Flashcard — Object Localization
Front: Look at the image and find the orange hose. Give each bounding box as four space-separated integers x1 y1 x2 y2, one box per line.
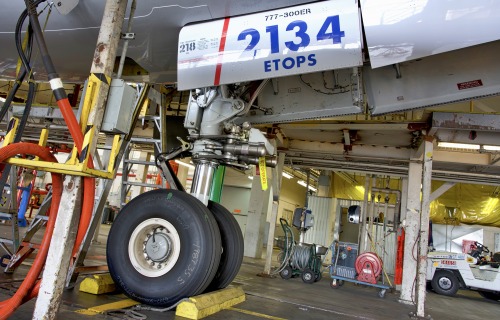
0 98 96 317
57 98 84 149
0 143 62 319
57 98 95 256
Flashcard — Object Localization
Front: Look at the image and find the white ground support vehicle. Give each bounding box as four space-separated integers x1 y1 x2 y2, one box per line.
427 243 500 301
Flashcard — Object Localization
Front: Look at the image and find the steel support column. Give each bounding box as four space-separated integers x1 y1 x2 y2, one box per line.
416 138 433 318
317 170 332 197
33 177 81 319
32 1 128 318
399 157 423 305
244 168 268 258
359 174 371 254
263 151 285 274
84 0 128 145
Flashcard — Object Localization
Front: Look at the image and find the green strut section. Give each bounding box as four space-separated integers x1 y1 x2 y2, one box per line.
209 166 225 203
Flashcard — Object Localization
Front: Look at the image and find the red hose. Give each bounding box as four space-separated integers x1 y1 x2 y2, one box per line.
0 143 62 319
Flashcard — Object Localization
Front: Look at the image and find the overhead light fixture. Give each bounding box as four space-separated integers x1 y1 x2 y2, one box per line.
174 159 195 169
483 145 500 151
438 142 500 152
282 171 293 179
297 180 308 187
437 142 480 150
297 180 317 192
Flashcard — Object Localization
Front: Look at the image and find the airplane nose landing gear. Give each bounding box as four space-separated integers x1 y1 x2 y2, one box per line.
107 85 272 306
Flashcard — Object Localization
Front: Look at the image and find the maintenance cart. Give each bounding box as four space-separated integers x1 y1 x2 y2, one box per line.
330 241 391 297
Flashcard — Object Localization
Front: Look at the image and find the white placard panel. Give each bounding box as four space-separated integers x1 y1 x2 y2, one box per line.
177 0 362 90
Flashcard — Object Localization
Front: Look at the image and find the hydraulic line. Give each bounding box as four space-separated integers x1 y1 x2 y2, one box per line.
0 143 62 319
0 70 26 122
0 0 37 121
0 4 36 201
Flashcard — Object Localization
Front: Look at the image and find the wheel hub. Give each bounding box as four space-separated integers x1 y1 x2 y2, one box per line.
438 277 451 290
128 218 181 277
144 230 172 263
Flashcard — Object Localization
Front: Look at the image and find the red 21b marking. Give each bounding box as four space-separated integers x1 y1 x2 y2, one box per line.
237 15 345 53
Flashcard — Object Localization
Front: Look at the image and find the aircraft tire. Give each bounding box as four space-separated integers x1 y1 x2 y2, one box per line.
107 189 221 307
204 201 244 291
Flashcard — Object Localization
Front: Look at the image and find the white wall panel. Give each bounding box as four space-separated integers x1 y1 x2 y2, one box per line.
432 224 483 253
304 196 334 247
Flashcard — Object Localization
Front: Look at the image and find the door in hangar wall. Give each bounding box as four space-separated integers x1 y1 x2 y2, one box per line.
339 207 360 244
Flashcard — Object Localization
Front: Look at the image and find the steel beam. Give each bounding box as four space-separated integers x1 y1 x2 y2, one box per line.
431 112 500 133
434 130 500 146
429 182 455 202
287 140 413 160
278 122 412 131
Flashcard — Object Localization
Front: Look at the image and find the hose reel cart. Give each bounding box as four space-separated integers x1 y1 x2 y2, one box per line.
330 241 391 297
277 212 328 283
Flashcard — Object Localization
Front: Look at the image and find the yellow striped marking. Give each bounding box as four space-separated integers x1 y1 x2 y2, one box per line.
227 307 287 320
74 298 139 315
259 157 268 191
2 117 19 147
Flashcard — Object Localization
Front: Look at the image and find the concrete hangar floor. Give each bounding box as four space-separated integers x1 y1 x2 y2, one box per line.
0 225 498 320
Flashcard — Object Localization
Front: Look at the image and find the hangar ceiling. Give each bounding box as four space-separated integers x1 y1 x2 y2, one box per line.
255 96 500 186
2 82 500 186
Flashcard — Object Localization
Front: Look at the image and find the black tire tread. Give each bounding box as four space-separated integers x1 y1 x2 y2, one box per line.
205 201 244 291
